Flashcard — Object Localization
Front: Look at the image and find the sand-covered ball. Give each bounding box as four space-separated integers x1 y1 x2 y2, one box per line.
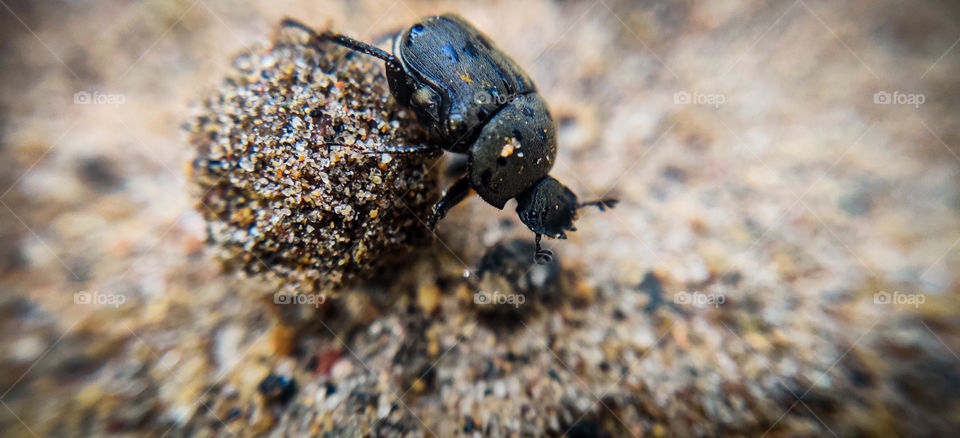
186 23 438 289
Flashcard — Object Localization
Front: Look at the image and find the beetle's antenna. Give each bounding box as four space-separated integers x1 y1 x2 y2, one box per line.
578 198 618 212
533 234 553 265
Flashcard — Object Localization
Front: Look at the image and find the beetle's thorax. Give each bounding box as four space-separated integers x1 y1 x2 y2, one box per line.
467 93 557 208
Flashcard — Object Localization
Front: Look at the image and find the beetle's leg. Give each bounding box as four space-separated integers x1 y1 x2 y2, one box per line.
280 18 402 70
443 154 469 178
319 32 401 70
280 18 317 35
578 198 619 212
534 234 553 265
319 143 441 157
369 144 443 157
427 175 472 229
280 18 330 49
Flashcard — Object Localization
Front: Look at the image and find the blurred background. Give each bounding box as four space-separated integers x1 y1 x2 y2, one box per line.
1 0 958 436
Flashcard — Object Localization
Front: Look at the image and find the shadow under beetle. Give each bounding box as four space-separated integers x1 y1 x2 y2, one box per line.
283 14 617 264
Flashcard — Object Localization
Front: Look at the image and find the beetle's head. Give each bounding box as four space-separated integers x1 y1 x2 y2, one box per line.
515 176 620 239
515 176 579 239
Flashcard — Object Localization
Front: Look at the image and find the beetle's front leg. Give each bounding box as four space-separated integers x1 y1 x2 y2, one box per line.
427 175 472 229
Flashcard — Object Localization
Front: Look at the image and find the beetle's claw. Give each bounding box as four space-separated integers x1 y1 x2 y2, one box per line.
426 211 440 230
534 248 553 265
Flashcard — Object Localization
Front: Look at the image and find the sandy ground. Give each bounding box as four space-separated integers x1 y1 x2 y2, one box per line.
1 0 959 436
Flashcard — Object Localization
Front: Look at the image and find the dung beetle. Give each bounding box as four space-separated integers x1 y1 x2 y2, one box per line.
283 14 617 264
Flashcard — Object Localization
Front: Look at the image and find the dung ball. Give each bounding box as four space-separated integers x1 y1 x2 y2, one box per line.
186 23 439 290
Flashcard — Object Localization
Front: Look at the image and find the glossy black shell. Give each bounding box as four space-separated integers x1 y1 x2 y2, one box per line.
387 14 557 208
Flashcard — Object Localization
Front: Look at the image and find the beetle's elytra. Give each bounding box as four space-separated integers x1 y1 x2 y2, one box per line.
284 14 617 264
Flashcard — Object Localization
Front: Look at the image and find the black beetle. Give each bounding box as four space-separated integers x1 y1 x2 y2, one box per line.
283 14 617 264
